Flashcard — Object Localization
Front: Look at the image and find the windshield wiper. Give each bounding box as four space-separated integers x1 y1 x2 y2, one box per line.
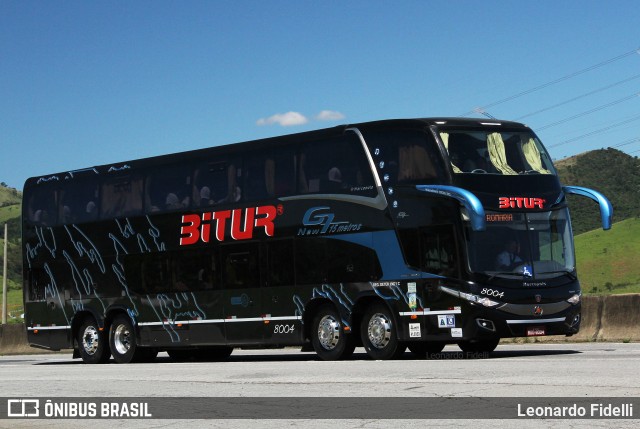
487 271 523 282
538 270 577 280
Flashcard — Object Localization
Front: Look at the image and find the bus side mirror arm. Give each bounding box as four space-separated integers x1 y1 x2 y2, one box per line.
415 185 486 231
562 186 613 230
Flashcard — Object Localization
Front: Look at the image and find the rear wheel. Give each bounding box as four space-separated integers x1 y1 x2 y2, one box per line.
408 342 446 358
109 315 152 363
311 304 355 361
77 318 111 364
458 338 500 354
360 303 405 360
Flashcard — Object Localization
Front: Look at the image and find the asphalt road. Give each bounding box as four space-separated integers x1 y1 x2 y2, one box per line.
1 342 639 428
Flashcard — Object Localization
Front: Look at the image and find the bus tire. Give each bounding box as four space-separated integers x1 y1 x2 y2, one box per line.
408 342 445 358
311 304 355 361
360 303 405 360
458 338 499 354
77 318 111 364
109 315 145 364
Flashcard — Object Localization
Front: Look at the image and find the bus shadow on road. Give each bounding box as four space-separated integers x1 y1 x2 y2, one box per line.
31 347 581 365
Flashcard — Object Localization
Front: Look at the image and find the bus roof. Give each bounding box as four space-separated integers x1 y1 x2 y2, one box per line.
24 117 530 189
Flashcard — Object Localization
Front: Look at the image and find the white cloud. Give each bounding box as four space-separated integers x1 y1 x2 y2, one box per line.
256 111 309 127
315 110 345 121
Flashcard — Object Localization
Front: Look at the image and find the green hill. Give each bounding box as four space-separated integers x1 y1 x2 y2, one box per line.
574 217 640 295
555 148 640 235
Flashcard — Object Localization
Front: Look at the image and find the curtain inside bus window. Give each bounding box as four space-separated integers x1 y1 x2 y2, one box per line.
440 132 463 173
487 133 518 175
522 138 551 174
362 129 444 184
398 144 437 181
420 226 459 277
101 175 143 219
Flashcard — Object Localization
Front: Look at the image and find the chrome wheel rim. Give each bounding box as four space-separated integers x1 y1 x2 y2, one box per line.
82 325 100 356
317 315 341 350
367 313 392 349
113 324 131 355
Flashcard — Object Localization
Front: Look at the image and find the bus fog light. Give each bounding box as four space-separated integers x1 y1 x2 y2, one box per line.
476 319 496 332
570 313 581 327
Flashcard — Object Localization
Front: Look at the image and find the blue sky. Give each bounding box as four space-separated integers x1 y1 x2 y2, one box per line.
1 1 639 189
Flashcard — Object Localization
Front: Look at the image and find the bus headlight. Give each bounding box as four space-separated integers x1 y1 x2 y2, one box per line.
476 297 500 307
567 294 581 305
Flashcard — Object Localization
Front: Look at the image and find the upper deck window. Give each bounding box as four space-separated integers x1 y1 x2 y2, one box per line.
299 134 376 196
440 130 555 176
361 129 444 185
101 174 144 219
145 164 193 213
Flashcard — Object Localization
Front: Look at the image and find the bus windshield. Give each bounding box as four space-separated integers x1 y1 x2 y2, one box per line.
466 208 575 281
440 129 556 175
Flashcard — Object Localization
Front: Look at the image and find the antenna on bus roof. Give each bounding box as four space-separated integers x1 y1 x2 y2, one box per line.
473 108 496 119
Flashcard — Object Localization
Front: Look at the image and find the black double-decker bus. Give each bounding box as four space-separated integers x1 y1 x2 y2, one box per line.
22 118 612 363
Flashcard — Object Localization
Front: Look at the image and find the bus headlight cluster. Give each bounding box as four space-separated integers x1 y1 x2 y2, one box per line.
567 294 581 305
440 286 502 308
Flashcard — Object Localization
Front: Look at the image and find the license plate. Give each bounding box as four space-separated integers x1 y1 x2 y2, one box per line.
526 326 546 336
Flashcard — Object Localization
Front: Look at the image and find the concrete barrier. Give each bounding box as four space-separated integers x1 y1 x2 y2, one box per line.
597 294 640 341
0 323 41 355
1 294 638 354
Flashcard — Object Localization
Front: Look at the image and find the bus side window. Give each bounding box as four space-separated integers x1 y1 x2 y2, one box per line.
141 253 171 293
363 129 444 185
295 238 327 284
59 180 99 224
326 239 382 282
173 249 219 291
243 151 269 201
145 165 192 213
101 174 143 219
193 159 240 207
268 239 294 287
27 268 47 302
263 147 296 198
420 226 459 277
299 135 376 195
27 185 58 226
222 244 260 289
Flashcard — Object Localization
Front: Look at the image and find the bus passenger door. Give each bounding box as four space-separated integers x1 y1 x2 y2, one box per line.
221 243 263 344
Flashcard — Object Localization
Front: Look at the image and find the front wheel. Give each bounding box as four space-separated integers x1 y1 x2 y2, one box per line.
109 315 152 363
77 318 111 364
311 304 355 361
360 303 405 360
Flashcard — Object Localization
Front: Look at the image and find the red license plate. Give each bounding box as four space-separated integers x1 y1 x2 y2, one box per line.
526 326 546 336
